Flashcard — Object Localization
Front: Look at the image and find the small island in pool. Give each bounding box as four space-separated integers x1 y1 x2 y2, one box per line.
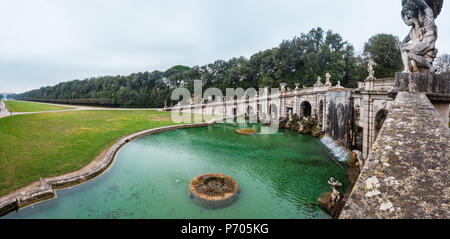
189 173 239 209
235 128 257 136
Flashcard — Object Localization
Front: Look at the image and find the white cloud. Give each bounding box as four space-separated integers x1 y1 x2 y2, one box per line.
0 0 449 93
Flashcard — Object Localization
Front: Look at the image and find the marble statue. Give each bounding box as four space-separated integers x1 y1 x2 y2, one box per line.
333 80 344 89
328 178 342 205
314 77 323 87
280 83 287 92
334 81 345 89
400 0 443 73
325 73 331 83
368 59 377 79
325 73 332 88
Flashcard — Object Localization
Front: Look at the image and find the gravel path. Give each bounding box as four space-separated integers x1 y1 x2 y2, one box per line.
0 100 9 118
0 100 163 119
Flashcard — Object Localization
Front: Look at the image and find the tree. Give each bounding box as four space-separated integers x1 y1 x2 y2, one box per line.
434 54 450 74
363 34 403 78
12 28 374 107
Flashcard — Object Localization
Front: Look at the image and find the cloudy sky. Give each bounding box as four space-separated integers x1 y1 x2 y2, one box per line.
1 0 449 93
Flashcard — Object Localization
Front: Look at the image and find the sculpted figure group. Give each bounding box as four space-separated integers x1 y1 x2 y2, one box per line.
400 0 443 73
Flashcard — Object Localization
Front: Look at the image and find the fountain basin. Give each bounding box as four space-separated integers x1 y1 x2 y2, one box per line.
189 173 239 209
2 122 348 219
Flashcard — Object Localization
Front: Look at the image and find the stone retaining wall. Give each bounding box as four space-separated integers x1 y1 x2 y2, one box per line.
0 121 218 217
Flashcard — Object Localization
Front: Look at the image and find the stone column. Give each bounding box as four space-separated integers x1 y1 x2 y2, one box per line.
280 83 287 118
293 85 299 116
362 93 373 159
261 88 269 121
323 97 328 132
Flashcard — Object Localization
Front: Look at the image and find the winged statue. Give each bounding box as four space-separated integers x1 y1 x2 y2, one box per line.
400 0 444 73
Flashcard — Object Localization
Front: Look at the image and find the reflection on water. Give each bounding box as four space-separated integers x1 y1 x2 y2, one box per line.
3 122 348 219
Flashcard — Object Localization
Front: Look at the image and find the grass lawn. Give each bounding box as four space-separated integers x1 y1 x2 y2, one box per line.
0 110 197 197
4 101 72 112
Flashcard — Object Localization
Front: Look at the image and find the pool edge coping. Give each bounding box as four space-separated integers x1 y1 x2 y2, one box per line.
0 119 222 217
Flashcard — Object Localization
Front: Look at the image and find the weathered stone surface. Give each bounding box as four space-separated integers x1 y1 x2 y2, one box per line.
392 73 450 95
340 92 450 219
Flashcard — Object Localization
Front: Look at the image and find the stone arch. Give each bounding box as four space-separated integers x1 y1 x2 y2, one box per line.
375 109 389 137
300 101 312 118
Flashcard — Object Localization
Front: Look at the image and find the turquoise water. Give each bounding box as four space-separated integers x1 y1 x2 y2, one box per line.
3 122 348 219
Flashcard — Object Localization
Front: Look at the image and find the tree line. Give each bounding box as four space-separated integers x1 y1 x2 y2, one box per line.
13 28 405 108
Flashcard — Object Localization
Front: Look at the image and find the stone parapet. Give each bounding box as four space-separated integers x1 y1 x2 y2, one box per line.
390 73 450 102
340 92 450 219
363 77 395 92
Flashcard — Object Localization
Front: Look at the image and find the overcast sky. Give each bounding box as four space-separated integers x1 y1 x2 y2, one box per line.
1 0 449 93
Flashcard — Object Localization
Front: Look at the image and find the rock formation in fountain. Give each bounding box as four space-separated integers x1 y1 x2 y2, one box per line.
297 116 321 137
318 178 342 216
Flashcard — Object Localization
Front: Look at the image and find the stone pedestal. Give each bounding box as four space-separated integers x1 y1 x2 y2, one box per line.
391 73 449 94
364 76 376 91
390 73 450 125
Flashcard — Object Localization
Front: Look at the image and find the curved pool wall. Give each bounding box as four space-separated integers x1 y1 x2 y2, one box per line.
0 122 215 217
2 121 348 219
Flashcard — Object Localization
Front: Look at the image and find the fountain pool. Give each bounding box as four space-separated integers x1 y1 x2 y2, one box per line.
3 122 348 219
